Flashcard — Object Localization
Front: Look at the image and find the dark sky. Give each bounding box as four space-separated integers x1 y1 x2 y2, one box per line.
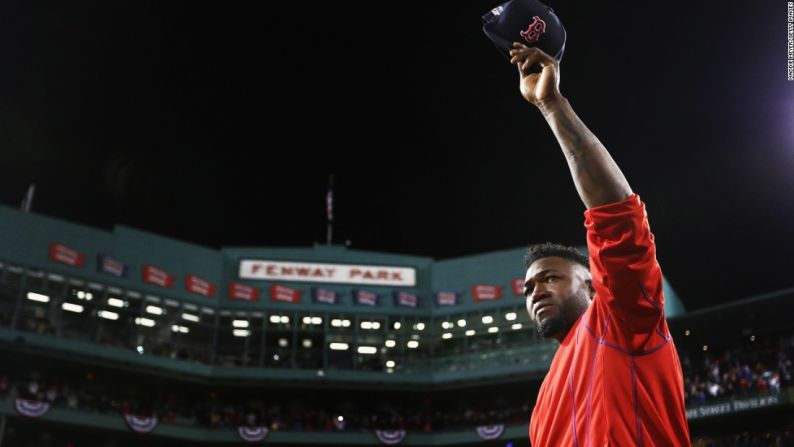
0 1 791 311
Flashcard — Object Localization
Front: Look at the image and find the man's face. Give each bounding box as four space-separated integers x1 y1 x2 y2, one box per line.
524 256 592 340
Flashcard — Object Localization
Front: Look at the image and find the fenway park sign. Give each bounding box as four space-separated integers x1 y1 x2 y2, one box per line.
239 260 416 287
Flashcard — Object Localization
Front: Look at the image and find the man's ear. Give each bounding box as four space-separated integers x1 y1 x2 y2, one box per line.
585 279 595 300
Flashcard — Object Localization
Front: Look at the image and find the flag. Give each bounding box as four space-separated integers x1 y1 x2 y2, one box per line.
97 255 127 277
313 288 337 304
355 289 378 306
228 282 260 301
436 291 458 306
143 265 175 288
185 275 216 297
48 242 85 267
270 284 301 303
393 291 418 308
472 284 502 301
512 278 525 296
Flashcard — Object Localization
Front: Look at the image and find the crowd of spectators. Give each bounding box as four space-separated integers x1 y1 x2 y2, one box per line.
680 333 793 406
2 331 794 436
0 370 530 432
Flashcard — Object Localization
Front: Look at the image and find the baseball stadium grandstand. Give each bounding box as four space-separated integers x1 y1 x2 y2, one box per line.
0 204 792 446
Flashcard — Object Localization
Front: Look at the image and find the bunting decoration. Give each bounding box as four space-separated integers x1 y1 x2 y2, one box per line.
475 424 505 440
124 414 159 433
14 399 50 418
238 426 270 443
374 430 407 445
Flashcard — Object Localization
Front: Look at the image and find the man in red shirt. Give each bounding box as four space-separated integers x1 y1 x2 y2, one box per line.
510 42 690 446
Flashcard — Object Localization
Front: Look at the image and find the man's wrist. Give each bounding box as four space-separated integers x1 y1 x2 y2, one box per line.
537 94 567 117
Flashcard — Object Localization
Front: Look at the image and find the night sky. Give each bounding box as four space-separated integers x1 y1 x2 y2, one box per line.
0 1 791 311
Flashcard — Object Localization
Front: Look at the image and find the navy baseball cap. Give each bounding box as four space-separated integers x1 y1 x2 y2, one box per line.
482 0 566 61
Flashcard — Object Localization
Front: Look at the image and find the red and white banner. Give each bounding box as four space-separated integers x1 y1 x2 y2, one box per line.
472 284 502 301
185 274 216 297
48 242 85 267
14 399 50 418
355 290 378 306
394 291 418 308
124 414 158 433
239 260 416 287
270 284 301 303
375 430 407 445
435 291 458 306
228 282 260 301
313 288 337 304
238 426 269 443
512 278 525 296
143 265 175 288
475 425 505 440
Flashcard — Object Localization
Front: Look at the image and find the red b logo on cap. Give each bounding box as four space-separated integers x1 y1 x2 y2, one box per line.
520 16 546 43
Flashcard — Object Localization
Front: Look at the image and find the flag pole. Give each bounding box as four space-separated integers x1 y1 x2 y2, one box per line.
326 175 334 245
20 183 35 213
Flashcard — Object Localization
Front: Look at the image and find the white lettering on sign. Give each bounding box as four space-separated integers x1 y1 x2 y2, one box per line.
239 260 416 287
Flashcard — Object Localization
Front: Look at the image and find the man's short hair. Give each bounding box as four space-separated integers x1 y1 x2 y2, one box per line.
524 242 589 270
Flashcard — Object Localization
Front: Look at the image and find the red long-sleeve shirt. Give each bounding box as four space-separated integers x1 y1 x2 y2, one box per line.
529 194 690 446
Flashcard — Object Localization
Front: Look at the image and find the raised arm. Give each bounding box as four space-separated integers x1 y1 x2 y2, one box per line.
509 43 632 209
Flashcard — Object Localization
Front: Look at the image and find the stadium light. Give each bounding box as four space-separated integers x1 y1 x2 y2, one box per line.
61 302 84 313
302 339 313 348
182 313 199 322
302 316 312 325
278 338 288 347
97 310 119 321
331 319 343 327
232 320 249 328
107 298 125 308
505 312 517 321
171 324 190 334
85 292 93 301
280 316 289 324
77 291 85 299
134 317 155 327
406 341 419 349
371 321 381 330
385 340 396 348
329 342 349 351
26 292 50 303
341 319 351 327
386 360 395 368
146 305 163 316
482 316 494 324
269 315 281 324
512 323 522 330
361 321 373 330
233 329 251 337
357 346 377 354
465 330 475 336
393 322 401 330
457 319 467 327
441 321 452 329
488 327 499 333
311 317 322 325
442 333 452 339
